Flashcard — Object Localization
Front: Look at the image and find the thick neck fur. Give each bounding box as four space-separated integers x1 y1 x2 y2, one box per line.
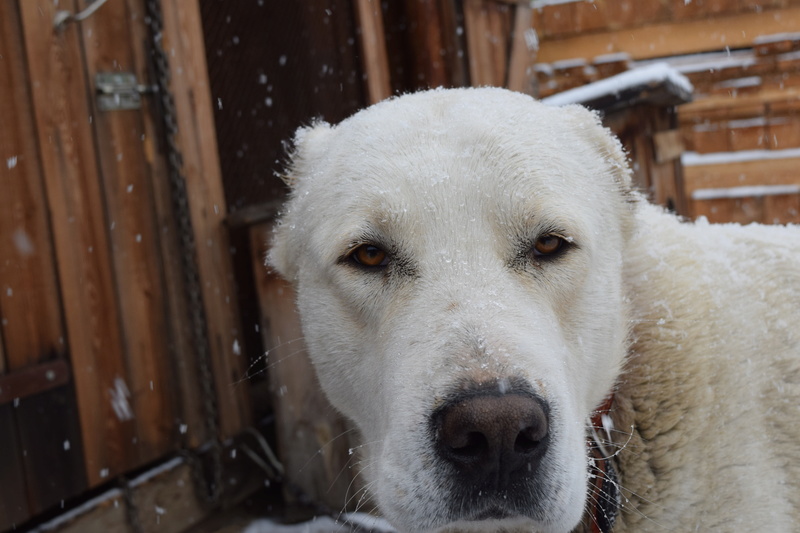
593 203 800 532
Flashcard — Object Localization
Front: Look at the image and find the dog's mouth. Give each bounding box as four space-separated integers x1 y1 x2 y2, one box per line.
469 504 520 521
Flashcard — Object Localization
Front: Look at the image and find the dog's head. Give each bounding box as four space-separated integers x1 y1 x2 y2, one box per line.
269 88 634 532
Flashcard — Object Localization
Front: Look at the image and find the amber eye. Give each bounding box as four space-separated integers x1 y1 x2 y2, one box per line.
532 234 566 257
350 244 389 267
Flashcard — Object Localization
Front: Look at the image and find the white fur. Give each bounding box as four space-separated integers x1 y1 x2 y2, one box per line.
269 87 800 532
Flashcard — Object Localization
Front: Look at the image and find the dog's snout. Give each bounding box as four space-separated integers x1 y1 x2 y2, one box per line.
434 391 549 489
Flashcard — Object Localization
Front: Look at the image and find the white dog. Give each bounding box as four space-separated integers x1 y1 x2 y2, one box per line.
269 88 800 532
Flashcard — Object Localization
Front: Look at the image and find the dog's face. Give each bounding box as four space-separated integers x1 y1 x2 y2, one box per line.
270 88 634 532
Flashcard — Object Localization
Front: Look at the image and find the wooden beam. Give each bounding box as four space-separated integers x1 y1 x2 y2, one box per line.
16 384 87 516
355 0 392 103
0 406 29 530
19 0 137 486
159 0 251 439
536 7 800 64
33 459 203 533
507 3 535 94
0 0 65 373
679 87 800 116
250 223 357 512
464 0 513 87
126 0 207 448
79 0 178 465
683 156 800 193
0 359 70 405
0 328 5 375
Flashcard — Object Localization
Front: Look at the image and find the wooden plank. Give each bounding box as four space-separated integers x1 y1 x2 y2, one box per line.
763 193 800 223
49 491 131 533
0 404 28 530
126 0 207 448
159 0 251 439
16 384 87 516
768 117 800 149
0 327 5 375
438 0 470 88
691 195 767 223
653 129 685 163
684 156 800 192
401 0 450 89
355 0 392 103
18 0 136 485
536 6 800 63
0 359 70 405
0 0 65 372
537 2 575 39
573 0 612 34
463 0 512 87
614 0 671 27
506 4 535 94
679 87 800 115
132 461 206 533
34 452 258 533
672 0 740 21
79 0 178 464
690 123 732 153
728 123 769 150
250 223 357 512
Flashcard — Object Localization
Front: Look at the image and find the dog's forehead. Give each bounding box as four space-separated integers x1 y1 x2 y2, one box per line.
317 91 605 197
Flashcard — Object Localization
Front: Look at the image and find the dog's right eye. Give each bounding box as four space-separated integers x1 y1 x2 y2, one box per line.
349 244 389 268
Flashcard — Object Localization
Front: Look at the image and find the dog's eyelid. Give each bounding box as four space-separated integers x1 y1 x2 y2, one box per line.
527 231 575 261
343 242 391 268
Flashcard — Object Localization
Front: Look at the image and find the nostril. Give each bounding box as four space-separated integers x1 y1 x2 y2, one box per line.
449 431 488 460
514 426 544 454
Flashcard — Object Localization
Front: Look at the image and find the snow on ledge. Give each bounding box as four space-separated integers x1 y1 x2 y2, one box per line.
682 147 800 166
542 62 693 107
692 184 800 201
753 31 800 44
243 512 396 533
28 457 185 532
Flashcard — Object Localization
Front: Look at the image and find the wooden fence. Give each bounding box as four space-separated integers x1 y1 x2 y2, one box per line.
1 1 251 529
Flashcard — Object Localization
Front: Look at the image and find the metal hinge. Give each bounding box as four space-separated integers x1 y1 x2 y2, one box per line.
95 72 158 111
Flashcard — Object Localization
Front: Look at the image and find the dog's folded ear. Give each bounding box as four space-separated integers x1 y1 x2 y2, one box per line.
270 120 334 279
278 120 334 188
559 104 633 194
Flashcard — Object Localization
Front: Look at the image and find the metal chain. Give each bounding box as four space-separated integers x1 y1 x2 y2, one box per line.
145 0 224 506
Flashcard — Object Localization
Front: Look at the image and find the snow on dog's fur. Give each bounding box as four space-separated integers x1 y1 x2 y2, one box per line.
269 87 800 532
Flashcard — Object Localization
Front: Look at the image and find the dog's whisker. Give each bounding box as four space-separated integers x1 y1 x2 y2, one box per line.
587 423 636 461
325 438 384 495
230 336 308 386
295 427 362 475
340 472 378 517
587 462 669 528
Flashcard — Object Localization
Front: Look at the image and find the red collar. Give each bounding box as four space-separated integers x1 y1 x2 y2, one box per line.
586 395 619 533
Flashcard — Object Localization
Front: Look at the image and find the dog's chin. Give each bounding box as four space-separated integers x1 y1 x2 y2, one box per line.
430 513 542 533
471 506 518 521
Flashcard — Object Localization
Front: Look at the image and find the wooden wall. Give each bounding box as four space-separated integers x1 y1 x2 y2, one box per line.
530 0 800 223
0 1 251 529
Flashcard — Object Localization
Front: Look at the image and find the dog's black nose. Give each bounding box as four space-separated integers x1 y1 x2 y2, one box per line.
433 390 549 489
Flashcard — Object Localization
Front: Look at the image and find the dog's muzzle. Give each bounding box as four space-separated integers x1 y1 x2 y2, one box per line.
429 380 550 520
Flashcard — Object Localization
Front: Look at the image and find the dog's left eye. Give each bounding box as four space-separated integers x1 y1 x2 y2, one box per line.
349 244 390 267
532 234 569 257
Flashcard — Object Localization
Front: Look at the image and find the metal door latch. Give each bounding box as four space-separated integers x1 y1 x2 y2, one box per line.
95 72 158 111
